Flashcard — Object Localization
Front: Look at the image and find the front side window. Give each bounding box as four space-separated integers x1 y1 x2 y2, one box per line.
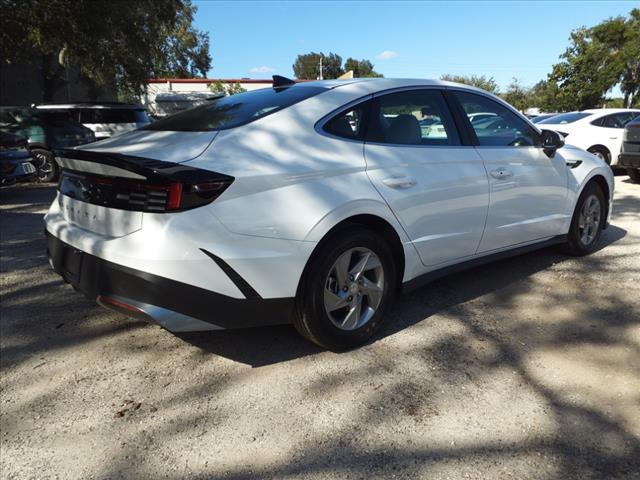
366 89 459 146
454 91 540 147
145 86 328 132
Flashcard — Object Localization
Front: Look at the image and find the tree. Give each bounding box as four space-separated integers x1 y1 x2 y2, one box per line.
501 78 530 112
528 80 563 112
549 8 640 110
0 0 211 101
209 81 246 96
343 58 383 77
292 52 344 79
440 74 499 94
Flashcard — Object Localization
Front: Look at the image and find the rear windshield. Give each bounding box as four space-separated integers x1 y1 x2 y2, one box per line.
537 112 592 124
80 108 149 124
144 86 328 132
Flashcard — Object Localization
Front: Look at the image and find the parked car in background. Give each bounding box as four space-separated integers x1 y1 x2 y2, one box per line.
0 107 95 182
531 113 558 123
45 78 614 349
0 131 36 186
537 108 640 165
618 115 640 183
35 103 150 139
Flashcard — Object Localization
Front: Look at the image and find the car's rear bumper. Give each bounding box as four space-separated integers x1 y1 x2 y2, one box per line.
46 231 294 331
618 153 640 169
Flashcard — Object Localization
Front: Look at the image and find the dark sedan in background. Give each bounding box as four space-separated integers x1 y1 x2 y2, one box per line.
0 107 95 182
0 132 36 186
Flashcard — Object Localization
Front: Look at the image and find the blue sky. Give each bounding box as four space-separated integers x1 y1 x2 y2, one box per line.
193 0 635 91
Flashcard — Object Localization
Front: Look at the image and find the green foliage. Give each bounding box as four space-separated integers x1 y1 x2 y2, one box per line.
293 52 344 80
209 81 246 96
440 74 499 94
292 52 383 79
344 58 383 78
0 0 211 100
500 78 529 112
549 8 640 110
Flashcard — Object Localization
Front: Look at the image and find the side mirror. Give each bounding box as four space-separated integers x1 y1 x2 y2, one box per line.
541 129 564 156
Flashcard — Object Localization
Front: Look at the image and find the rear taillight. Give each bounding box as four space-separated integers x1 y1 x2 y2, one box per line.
58 170 233 213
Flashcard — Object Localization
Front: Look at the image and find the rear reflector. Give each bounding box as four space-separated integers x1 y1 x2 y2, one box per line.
97 295 145 314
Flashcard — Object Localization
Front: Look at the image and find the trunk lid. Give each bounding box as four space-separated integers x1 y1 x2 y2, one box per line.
79 130 218 164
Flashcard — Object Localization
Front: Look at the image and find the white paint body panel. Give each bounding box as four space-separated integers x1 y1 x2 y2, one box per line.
475 146 569 251
365 144 489 266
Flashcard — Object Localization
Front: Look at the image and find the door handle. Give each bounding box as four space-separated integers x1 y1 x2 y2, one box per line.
490 168 513 179
382 177 417 189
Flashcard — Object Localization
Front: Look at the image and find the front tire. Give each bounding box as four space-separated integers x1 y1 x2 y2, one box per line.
627 168 640 183
31 148 59 183
562 182 606 256
294 225 397 350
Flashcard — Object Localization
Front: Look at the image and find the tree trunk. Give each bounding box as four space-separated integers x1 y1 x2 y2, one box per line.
41 53 66 102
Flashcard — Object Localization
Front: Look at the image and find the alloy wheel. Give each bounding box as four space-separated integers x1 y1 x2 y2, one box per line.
578 194 601 245
323 247 385 331
34 152 53 182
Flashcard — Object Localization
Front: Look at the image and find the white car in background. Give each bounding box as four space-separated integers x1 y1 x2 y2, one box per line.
45 78 614 350
35 103 151 139
537 108 640 165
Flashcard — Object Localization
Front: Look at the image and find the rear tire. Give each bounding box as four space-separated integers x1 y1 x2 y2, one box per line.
294 225 397 350
31 148 59 183
562 182 606 256
587 146 611 165
627 168 640 183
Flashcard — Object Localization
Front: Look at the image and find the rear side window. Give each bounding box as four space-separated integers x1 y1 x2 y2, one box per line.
145 86 328 132
538 112 592 124
366 89 460 146
324 103 369 140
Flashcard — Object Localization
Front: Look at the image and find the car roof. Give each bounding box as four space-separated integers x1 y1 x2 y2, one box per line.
582 108 640 114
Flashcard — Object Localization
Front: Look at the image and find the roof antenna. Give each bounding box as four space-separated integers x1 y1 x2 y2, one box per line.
272 75 296 89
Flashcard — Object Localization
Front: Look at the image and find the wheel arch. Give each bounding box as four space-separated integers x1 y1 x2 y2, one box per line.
297 214 406 297
587 144 611 163
581 174 611 228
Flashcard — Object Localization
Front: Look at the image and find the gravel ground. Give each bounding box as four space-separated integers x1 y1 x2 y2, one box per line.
1 177 639 480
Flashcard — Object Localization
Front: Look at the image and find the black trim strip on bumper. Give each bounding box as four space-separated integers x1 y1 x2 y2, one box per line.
46 231 293 329
199 248 261 299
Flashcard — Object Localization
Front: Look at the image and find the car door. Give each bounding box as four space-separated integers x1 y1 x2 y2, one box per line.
364 88 489 267
592 112 640 160
449 90 569 252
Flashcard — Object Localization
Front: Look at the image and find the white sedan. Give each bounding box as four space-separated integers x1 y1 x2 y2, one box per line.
45 77 614 349
537 108 640 165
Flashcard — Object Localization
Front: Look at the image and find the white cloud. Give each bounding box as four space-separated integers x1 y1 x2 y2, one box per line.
249 65 276 74
376 50 399 60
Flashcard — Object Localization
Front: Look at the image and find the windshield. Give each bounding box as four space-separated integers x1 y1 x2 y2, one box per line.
145 86 328 132
538 112 592 124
